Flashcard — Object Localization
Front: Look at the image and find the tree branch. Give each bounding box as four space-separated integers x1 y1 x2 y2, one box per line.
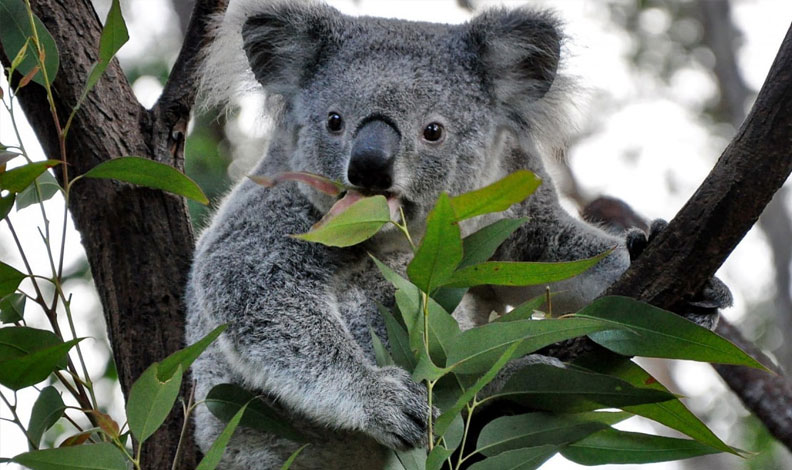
606 21 792 450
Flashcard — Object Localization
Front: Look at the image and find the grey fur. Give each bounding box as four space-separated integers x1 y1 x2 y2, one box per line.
187 2 723 469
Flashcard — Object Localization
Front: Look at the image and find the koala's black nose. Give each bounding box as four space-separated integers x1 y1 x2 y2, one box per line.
348 119 400 191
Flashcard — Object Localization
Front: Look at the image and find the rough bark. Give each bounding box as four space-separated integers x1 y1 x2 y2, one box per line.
699 0 792 376
0 0 227 468
606 20 792 450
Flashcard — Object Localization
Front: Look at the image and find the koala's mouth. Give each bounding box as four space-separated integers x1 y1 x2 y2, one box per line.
334 189 403 222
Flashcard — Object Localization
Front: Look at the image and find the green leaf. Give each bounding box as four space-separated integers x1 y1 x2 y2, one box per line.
196 403 248 470
407 193 462 293
426 445 454 470
205 383 305 442
372 257 460 363
126 363 183 444
370 326 394 367
495 294 549 322
0 160 61 193
281 444 309 470
431 217 529 312
492 363 675 412
0 261 25 297
0 193 15 219
561 428 720 465
460 218 529 269
0 0 59 87
13 443 127 470
441 252 609 289
27 386 66 450
412 349 451 383
0 292 26 323
379 305 416 371
466 445 558 470
76 0 128 112
434 341 522 437
574 350 737 455
394 447 426 470
157 324 226 381
475 411 629 457
0 327 81 390
450 170 541 221
579 296 769 370
16 169 60 211
445 318 613 374
293 195 389 247
81 156 209 204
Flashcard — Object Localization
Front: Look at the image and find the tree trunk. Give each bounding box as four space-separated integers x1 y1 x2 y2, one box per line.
1 0 227 467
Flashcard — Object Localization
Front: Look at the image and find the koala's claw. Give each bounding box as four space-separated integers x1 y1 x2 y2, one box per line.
625 218 731 327
365 367 433 450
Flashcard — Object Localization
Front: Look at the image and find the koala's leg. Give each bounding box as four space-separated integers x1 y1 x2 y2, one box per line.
188 183 429 457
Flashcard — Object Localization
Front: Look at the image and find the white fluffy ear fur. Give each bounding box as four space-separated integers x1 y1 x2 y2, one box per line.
467 7 580 159
197 0 342 110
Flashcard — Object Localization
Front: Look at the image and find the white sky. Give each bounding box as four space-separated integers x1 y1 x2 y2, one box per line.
1 0 791 468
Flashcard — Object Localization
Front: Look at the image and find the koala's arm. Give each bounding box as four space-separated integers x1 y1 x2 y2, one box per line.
493 187 631 313
189 183 427 449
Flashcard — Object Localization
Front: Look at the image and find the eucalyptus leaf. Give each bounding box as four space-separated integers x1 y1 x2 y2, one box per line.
492 363 674 412
0 327 81 390
205 383 305 442
466 445 558 470
293 195 389 247
475 411 629 457
27 386 65 450
579 296 769 370
157 324 227 381
0 160 61 193
434 341 521 437
441 252 609 289
449 170 540 221
445 318 613 374
0 261 25 297
379 305 416 370
196 403 248 470
15 170 60 211
574 350 737 455
13 443 126 470
82 0 128 95
0 0 59 86
561 428 720 465
370 326 394 367
407 193 462 293
81 156 209 205
126 363 183 444
281 444 309 470
426 445 454 470
0 292 25 323
0 193 15 219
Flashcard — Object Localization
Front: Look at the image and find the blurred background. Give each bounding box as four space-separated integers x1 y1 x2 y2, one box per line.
1 1 791 469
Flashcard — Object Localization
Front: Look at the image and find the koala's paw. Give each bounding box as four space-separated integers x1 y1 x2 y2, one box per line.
625 218 732 328
364 366 435 450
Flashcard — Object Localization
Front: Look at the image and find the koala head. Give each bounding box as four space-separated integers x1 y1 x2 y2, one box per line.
207 0 572 223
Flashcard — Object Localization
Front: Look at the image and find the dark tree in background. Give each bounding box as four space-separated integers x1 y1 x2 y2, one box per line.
2 0 791 469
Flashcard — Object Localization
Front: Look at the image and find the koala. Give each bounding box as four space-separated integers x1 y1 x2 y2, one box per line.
186 1 729 469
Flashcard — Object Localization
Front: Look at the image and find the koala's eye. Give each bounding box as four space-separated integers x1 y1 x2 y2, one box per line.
422 122 444 143
327 113 344 133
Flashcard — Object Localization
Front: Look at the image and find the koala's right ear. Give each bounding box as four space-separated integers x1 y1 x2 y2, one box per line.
241 1 344 96
468 8 562 103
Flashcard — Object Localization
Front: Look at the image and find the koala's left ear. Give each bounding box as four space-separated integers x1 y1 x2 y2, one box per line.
468 8 561 102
